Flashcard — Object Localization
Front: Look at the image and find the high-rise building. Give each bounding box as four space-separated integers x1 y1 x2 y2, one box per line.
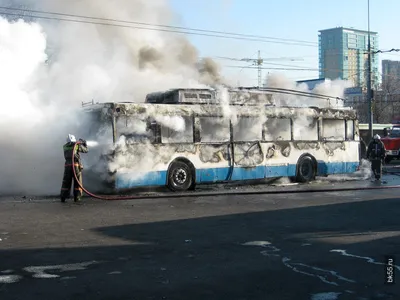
382 60 400 86
318 27 379 88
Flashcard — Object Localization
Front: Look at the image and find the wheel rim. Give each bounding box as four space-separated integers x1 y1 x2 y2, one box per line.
174 168 187 185
300 161 312 178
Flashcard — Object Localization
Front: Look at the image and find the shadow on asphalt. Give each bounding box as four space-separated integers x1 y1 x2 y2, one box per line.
1 197 400 300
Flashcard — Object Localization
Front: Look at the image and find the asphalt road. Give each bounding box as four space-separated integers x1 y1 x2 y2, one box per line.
0 177 400 300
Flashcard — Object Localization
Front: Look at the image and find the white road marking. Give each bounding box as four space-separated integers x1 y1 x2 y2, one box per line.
243 241 359 290
0 275 22 283
292 262 355 283
108 271 122 275
331 249 400 271
242 241 271 247
282 257 355 286
60 276 76 280
260 245 281 257
24 261 99 279
242 241 280 257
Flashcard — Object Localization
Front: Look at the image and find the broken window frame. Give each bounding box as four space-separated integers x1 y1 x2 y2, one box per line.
159 115 195 144
321 118 346 141
114 115 161 144
291 117 319 141
262 117 292 142
232 115 263 142
196 115 231 144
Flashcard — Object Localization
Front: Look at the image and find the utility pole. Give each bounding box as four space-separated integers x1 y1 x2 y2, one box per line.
367 0 373 141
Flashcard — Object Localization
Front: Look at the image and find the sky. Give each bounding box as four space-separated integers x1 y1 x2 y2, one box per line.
168 0 400 86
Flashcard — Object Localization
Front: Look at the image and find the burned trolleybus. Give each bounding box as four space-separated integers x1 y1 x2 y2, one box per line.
82 88 361 192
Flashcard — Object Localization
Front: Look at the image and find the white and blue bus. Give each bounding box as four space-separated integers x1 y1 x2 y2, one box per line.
82 88 361 192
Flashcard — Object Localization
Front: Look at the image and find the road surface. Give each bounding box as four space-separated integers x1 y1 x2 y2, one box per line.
0 176 399 300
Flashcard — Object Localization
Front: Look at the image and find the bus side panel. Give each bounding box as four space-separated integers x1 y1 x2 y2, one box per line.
194 144 233 183
112 140 360 189
260 141 359 178
230 142 266 180
196 167 231 183
115 171 167 188
113 143 235 187
316 161 359 176
316 141 360 175
230 166 265 181
265 164 293 177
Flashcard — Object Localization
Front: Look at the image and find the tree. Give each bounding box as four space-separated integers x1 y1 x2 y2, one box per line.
376 75 400 123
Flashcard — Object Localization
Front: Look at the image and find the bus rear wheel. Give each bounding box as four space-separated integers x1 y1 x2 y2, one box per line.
296 155 316 183
167 161 193 192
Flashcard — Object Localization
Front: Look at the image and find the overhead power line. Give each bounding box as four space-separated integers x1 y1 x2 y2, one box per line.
0 6 318 47
373 48 400 54
224 65 372 72
364 48 400 55
214 51 306 86
213 56 316 69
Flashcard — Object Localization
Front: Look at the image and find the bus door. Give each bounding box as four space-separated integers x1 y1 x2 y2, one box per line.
262 117 292 178
195 116 233 183
230 117 265 181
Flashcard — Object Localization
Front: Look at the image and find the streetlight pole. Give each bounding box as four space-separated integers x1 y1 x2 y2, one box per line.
367 0 373 141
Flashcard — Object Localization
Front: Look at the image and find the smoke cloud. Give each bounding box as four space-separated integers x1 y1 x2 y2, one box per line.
0 0 224 196
265 73 352 108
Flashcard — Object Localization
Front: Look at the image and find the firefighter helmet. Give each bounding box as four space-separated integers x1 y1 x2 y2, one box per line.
67 134 77 143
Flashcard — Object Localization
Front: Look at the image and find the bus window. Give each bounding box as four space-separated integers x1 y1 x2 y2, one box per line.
346 120 355 140
199 94 212 99
199 117 230 143
292 117 318 141
183 93 198 100
322 119 346 141
116 115 155 143
263 118 291 141
161 116 193 143
233 117 262 141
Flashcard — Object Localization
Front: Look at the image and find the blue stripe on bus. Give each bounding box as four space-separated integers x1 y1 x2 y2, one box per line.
114 161 359 189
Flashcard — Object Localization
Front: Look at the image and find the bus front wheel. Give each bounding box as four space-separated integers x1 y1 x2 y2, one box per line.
295 155 316 183
167 161 194 192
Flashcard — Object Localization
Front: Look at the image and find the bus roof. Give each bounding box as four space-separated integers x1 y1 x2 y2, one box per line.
82 101 358 120
145 87 274 105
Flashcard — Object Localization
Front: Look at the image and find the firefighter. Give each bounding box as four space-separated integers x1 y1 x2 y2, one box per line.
366 134 386 181
60 134 89 203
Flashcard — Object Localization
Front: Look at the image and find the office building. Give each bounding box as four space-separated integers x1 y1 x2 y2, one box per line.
318 27 379 88
382 60 400 86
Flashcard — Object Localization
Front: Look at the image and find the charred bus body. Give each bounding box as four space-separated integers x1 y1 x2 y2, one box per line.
80 88 361 193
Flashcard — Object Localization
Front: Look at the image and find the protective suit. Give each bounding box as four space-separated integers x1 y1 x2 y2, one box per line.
60 134 89 202
366 134 386 181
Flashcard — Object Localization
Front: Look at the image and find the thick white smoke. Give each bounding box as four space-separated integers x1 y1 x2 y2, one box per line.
0 17 46 119
265 73 352 108
0 0 223 196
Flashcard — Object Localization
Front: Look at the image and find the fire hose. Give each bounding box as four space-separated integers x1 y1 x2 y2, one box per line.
72 142 400 201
